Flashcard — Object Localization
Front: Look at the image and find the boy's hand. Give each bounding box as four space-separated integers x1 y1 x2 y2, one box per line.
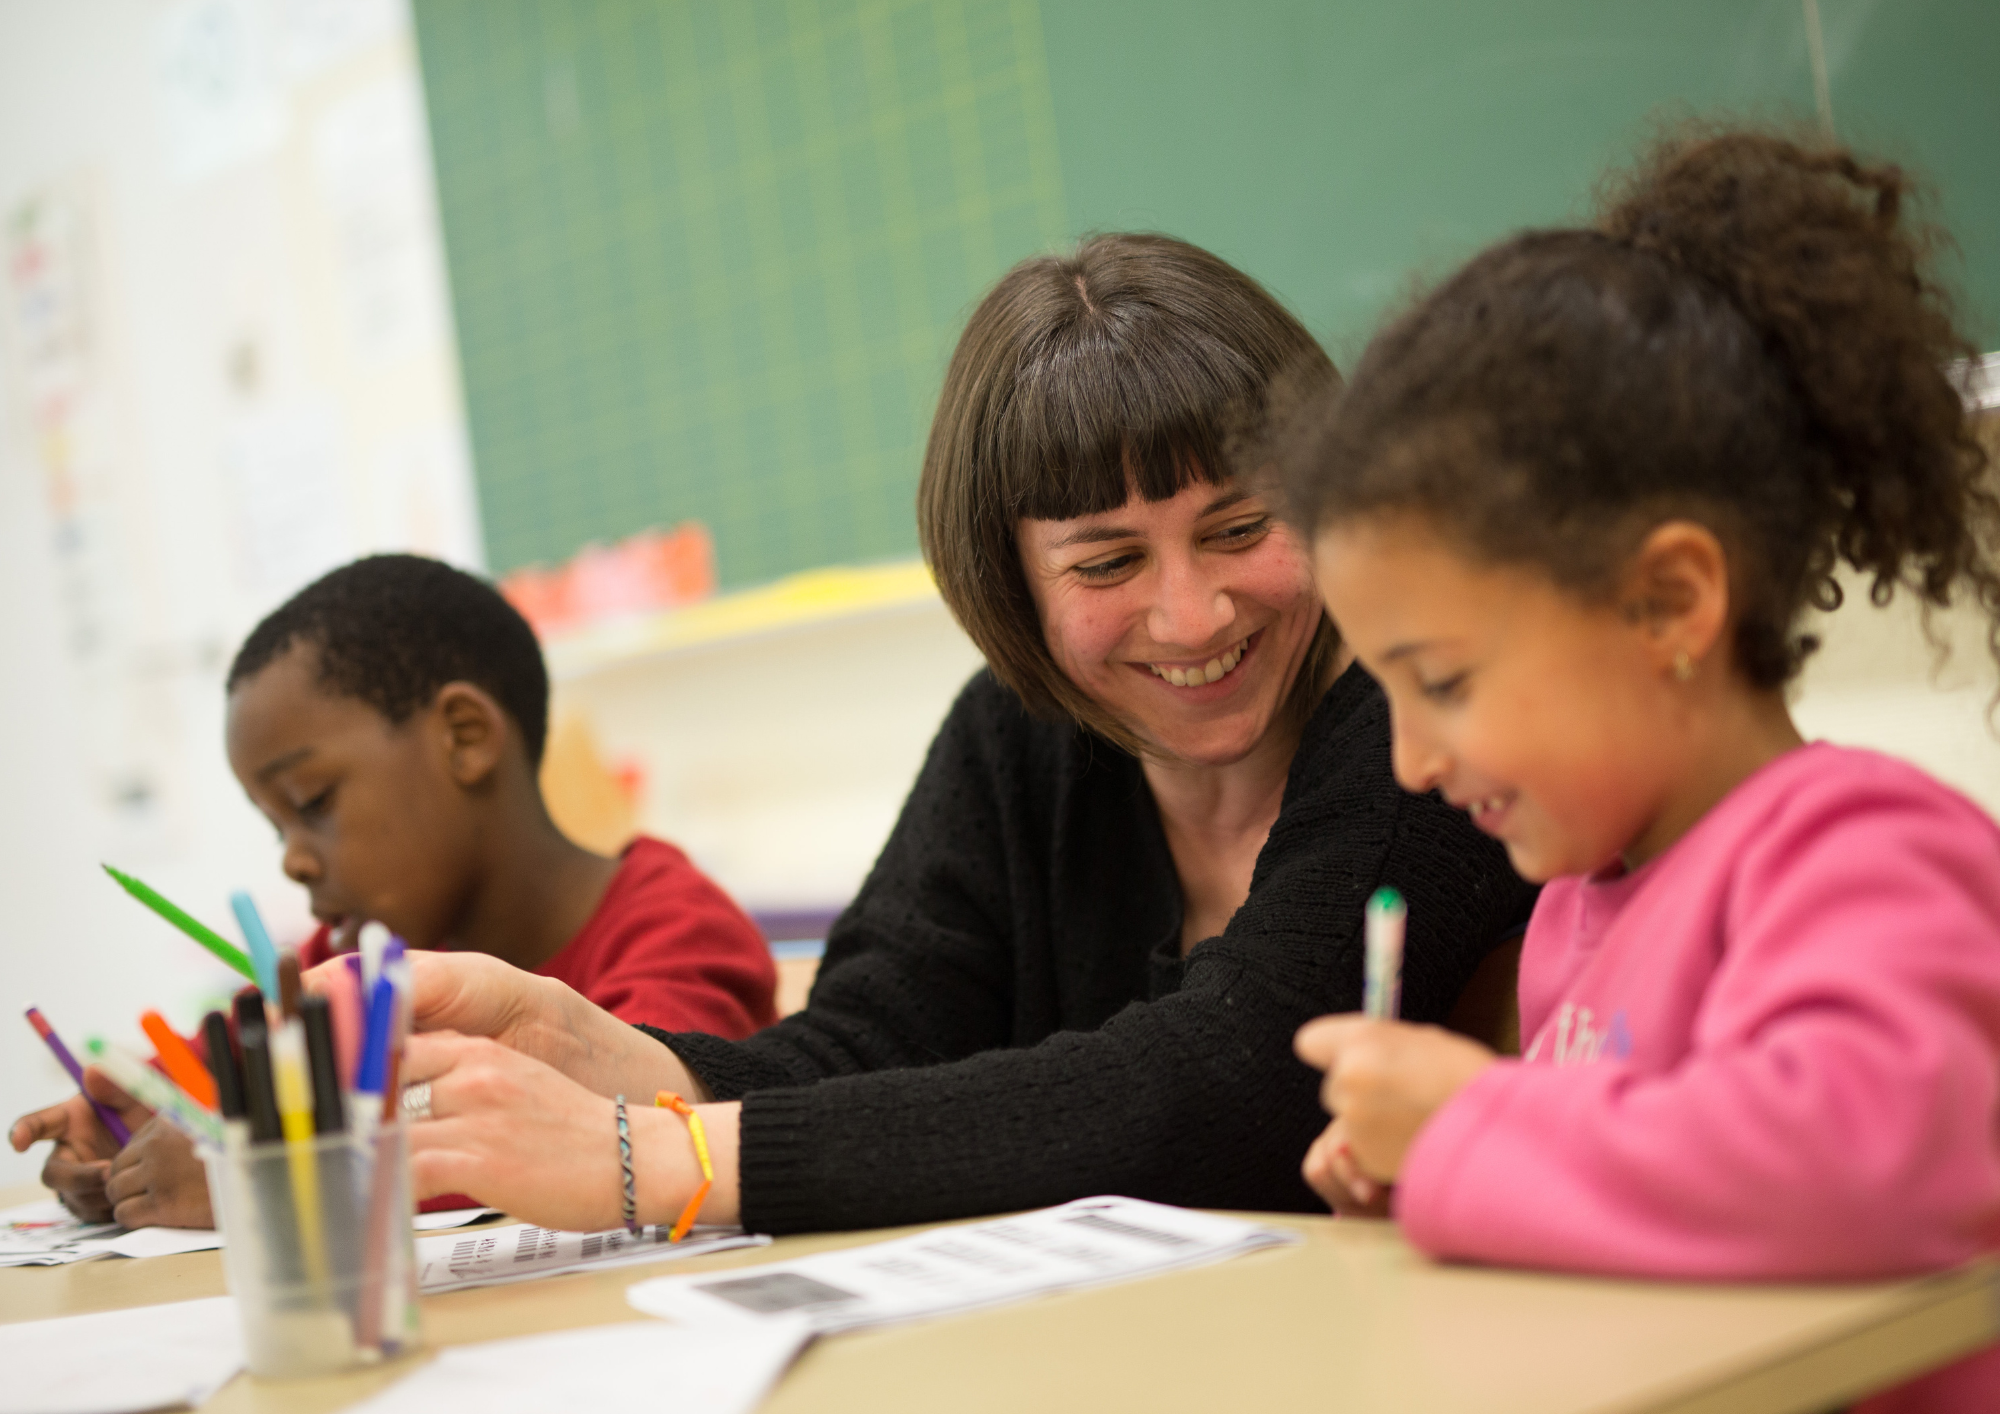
1294 1016 1496 1186
104 1119 214 1229
10 1069 154 1222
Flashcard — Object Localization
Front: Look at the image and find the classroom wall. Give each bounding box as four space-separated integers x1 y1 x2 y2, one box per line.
0 0 480 1184
550 602 985 912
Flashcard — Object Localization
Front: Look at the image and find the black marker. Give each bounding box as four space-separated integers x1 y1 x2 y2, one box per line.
300 995 346 1136
237 1016 284 1145
200 1010 246 1124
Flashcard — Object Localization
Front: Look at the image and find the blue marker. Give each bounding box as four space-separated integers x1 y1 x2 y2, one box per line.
353 976 398 1101
230 891 281 1003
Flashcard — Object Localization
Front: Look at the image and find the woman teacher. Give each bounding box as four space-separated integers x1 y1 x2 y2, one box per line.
388 234 1537 1234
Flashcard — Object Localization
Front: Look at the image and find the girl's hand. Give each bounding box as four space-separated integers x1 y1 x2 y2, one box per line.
1294 1015 1496 1185
9 1070 154 1222
1300 1117 1394 1216
103 1119 213 1229
399 1032 739 1232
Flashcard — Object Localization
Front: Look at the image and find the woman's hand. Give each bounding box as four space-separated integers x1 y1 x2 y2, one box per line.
9 1070 154 1222
399 1032 739 1231
307 952 705 1101
103 1119 213 1229
304 950 552 1054
1294 1015 1496 1195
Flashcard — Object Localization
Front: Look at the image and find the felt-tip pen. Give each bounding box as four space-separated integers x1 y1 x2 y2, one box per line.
1364 887 1406 1021
24 1008 132 1145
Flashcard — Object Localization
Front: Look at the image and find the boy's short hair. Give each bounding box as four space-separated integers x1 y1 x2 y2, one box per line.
227 554 551 764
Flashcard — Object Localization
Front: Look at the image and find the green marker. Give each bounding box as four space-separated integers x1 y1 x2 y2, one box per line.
1364 887 1406 1020
102 864 256 980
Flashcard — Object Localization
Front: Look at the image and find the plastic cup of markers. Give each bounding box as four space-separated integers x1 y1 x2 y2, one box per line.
204 1121 423 1378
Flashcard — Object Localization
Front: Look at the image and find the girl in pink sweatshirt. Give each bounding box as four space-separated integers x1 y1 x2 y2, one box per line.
1279 127 2000 1413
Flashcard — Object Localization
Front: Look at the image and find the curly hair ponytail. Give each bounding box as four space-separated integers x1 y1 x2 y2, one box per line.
1286 124 2000 691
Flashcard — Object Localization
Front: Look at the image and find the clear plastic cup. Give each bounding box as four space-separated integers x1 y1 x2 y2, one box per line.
204 1121 422 1378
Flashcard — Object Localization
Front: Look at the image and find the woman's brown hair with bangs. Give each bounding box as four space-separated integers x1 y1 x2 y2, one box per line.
919 232 1343 753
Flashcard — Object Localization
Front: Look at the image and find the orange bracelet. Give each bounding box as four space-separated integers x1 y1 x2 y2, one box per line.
655 1091 713 1242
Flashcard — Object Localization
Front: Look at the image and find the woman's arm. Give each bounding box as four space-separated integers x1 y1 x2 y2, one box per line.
309 951 709 1100
399 1031 740 1229
637 675 1045 1099
391 676 1037 1228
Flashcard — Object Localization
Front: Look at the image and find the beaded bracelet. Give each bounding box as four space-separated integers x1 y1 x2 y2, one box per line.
614 1095 638 1235
656 1091 714 1242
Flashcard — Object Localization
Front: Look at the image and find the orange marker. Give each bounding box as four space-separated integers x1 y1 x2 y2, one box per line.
139 1011 218 1111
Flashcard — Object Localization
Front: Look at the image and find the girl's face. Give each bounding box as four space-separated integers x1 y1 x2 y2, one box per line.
1018 479 1323 766
1313 515 1692 882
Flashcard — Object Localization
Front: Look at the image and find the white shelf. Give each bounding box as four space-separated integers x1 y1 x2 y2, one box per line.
542 558 946 681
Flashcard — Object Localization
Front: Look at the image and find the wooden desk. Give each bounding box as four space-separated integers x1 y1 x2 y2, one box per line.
3 1183 1992 1414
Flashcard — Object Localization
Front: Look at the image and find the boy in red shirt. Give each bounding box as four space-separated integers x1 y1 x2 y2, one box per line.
11 554 777 1225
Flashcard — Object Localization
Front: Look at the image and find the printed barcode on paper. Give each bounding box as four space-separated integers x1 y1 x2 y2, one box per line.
512 1228 550 1262
1061 1213 1195 1246
580 1235 605 1259
696 1270 862 1314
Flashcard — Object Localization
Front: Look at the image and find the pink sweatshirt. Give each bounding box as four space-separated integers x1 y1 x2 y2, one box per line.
1397 743 2000 1412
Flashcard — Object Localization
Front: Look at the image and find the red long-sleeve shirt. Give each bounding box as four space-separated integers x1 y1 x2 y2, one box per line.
302 836 777 1036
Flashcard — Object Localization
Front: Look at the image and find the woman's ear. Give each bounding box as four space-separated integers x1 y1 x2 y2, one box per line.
432 682 511 788
1622 520 1730 674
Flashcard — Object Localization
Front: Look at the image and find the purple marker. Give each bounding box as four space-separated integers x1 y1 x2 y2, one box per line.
25 1007 132 1145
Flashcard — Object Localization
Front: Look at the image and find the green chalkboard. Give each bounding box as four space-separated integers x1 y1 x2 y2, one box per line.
413 0 1999 586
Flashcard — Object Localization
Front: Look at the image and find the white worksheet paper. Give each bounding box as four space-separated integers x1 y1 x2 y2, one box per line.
339 1317 812 1414
0 1295 241 1414
0 1199 220 1267
626 1196 1297 1335
417 1221 769 1293
411 1206 502 1231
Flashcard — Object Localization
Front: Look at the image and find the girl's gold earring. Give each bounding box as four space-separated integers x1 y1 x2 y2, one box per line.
1672 650 1695 682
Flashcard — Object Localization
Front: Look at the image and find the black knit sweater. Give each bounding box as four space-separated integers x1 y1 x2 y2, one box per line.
644 663 1537 1234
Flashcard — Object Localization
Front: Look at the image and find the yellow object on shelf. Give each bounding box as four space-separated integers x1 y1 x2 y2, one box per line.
540 711 639 856
542 558 943 681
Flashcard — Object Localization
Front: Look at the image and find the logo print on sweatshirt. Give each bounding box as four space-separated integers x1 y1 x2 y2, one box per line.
1523 1003 1634 1067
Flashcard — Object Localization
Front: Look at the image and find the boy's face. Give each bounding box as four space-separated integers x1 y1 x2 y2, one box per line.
225 642 481 947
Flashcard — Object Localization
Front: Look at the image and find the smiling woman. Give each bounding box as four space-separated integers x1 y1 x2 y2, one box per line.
382 235 1540 1237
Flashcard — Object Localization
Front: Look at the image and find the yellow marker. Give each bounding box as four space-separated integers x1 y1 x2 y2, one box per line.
272 1019 327 1282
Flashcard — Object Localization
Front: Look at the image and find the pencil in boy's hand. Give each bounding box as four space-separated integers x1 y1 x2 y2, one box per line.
24 1007 132 1145
1364 887 1406 1021
101 865 256 981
